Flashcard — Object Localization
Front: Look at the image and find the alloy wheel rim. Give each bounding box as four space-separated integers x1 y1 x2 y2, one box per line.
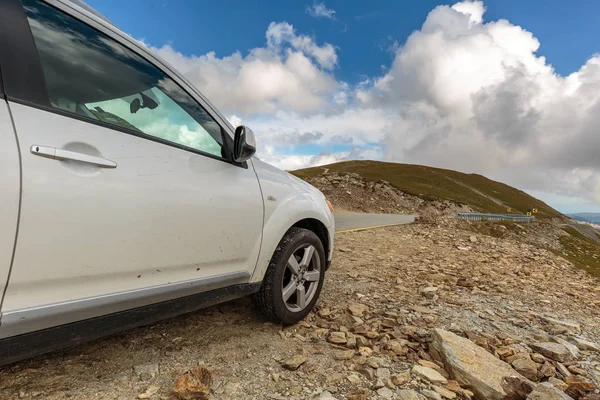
281 244 321 312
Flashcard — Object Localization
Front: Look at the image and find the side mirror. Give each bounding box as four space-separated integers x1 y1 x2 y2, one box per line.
233 125 256 162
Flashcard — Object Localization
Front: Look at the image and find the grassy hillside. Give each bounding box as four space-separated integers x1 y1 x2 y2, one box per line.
555 227 600 277
292 160 562 219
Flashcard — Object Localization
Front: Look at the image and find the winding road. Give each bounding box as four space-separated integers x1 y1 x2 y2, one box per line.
334 213 416 233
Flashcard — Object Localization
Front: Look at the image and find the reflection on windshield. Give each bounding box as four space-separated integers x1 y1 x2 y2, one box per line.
23 0 224 158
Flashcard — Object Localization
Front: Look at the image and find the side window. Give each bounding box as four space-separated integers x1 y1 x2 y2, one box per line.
21 0 225 159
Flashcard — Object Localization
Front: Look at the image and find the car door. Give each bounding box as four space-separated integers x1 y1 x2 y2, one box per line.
0 100 21 311
0 0 264 337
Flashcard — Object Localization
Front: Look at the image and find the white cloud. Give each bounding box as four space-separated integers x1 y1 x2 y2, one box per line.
355 1 600 207
150 22 338 115
306 2 336 20
150 2 600 209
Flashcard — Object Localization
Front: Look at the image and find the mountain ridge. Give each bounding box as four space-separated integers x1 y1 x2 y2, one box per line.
292 160 562 219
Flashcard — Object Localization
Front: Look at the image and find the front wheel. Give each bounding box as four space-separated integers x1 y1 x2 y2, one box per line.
254 227 326 325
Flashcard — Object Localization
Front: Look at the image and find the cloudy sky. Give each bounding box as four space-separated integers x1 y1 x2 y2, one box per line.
89 0 600 213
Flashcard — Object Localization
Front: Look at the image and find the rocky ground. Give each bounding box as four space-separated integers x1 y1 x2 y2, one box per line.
301 173 472 220
1 219 600 399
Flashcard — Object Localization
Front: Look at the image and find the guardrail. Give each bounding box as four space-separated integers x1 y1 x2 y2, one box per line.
456 212 535 223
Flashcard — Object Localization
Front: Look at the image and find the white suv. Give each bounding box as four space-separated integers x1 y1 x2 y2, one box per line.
0 0 334 364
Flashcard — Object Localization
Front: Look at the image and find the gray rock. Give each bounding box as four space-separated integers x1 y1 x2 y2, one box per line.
541 317 581 333
529 342 573 363
133 363 159 381
376 387 394 399
553 337 580 359
527 382 574 400
433 386 457 399
430 329 531 400
411 365 447 385
319 391 338 400
376 367 391 379
556 363 572 378
397 389 421 400
573 337 600 352
421 389 442 400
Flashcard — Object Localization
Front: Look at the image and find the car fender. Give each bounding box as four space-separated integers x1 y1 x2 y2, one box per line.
250 160 334 283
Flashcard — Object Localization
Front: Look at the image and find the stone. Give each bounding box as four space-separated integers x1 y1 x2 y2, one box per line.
334 349 355 360
387 340 408 355
346 336 357 349
456 277 474 287
326 372 345 385
541 317 581 333
138 386 160 399
512 358 539 381
412 365 448 385
421 286 438 298
554 337 580 359
281 354 308 370
501 376 536 400
531 353 546 364
347 389 369 400
359 346 373 357
172 366 213 400
347 374 362 385
376 387 394 399
421 389 443 400
134 363 159 381
412 305 438 314
318 308 332 318
397 389 421 400
527 382 574 400
376 368 391 379
573 337 600 352
540 361 556 378
356 335 370 347
469 235 478 243
568 365 589 376
430 329 531 400
549 377 569 392
564 376 595 399
557 363 572 378
328 332 347 344
433 386 457 399
391 371 411 386
319 391 338 400
529 342 573 363
348 303 369 317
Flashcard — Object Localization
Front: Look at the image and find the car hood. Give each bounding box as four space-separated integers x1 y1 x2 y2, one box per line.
251 158 326 200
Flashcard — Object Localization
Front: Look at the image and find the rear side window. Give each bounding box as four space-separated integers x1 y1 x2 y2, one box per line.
21 0 225 159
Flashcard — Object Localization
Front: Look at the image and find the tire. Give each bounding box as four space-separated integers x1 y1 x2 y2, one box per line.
254 227 326 325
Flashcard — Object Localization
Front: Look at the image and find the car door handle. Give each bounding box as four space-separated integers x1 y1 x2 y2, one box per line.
30 145 117 168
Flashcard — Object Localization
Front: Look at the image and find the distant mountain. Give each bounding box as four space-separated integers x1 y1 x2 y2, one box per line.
569 213 600 224
292 160 563 219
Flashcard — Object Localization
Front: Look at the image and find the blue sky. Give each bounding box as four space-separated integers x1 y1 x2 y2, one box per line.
89 0 599 82
86 0 600 213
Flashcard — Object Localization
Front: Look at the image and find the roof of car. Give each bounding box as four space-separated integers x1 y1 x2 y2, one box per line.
65 0 112 25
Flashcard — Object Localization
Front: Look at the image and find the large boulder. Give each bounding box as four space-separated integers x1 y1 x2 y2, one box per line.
527 382 574 400
430 329 532 400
